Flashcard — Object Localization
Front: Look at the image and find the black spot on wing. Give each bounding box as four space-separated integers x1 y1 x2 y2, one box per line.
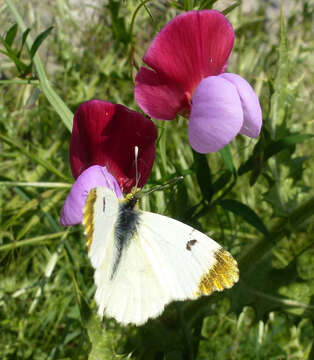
186 239 197 251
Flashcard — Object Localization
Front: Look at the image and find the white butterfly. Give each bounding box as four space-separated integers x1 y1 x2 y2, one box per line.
83 186 239 326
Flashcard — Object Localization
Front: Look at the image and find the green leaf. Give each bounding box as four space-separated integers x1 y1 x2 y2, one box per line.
265 134 313 160
5 23 18 46
287 156 310 184
17 28 30 56
30 26 53 58
212 171 232 193
0 36 28 72
297 249 314 281
263 185 287 217
218 199 269 236
238 133 314 175
219 145 236 176
193 151 214 202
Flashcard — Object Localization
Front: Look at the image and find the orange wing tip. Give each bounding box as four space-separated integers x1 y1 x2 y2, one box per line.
83 188 97 250
195 248 239 297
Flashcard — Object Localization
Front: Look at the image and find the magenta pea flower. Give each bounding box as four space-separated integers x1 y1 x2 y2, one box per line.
60 100 157 226
135 10 262 153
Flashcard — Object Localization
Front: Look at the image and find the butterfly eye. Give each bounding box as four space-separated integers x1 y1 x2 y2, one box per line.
103 197 106 212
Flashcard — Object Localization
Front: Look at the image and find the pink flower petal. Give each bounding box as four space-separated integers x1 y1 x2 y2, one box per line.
220 73 262 137
70 100 157 193
188 76 243 153
60 165 122 227
135 10 234 119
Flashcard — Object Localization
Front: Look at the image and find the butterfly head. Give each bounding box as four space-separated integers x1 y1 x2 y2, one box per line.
122 187 141 204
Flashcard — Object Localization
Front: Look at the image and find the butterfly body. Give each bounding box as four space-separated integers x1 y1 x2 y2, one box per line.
83 187 239 326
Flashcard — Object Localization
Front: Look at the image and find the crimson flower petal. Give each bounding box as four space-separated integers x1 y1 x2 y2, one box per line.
70 100 157 193
220 73 262 137
60 165 122 227
135 67 186 120
135 10 234 119
188 76 243 153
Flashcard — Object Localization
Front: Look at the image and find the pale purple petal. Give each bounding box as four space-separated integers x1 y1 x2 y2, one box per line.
188 76 243 153
220 73 262 137
60 165 123 227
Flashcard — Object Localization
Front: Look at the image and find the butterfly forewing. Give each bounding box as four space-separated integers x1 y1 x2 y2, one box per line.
83 187 119 269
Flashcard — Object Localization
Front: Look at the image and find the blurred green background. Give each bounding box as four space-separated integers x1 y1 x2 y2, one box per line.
0 0 313 359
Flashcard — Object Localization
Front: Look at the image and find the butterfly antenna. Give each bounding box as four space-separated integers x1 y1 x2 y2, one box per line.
141 176 184 197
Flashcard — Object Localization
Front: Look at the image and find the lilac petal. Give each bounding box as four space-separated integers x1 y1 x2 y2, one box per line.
188 76 243 153
60 165 123 227
220 73 262 137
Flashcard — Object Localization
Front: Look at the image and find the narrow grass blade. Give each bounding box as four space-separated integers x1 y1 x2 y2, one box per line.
0 181 71 188
0 230 77 252
222 1 241 15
